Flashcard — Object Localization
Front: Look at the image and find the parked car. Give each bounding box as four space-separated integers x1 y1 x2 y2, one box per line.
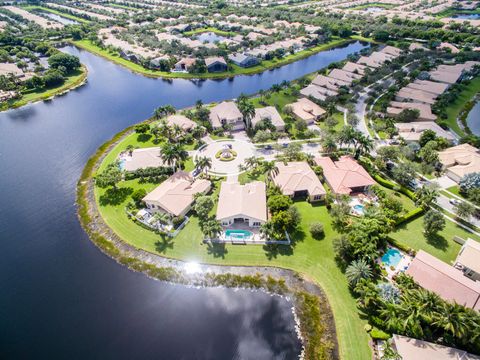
192 167 201 177
265 145 273 150
449 198 460 206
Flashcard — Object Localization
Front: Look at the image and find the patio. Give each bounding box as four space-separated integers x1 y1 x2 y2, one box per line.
379 247 413 279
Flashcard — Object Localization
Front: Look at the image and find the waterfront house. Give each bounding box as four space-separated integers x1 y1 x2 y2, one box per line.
205 57 227 72
455 239 480 282
123 147 166 172
228 53 259 68
286 98 326 124
216 181 267 227
394 121 455 142
143 171 211 217
271 161 326 202
387 101 437 121
209 101 244 130
174 58 196 72
314 156 376 195
438 143 480 182
166 114 197 132
406 250 480 311
251 106 285 131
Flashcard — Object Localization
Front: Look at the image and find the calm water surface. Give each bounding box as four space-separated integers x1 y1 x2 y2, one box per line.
0 41 367 359
41 11 80 25
467 100 480 136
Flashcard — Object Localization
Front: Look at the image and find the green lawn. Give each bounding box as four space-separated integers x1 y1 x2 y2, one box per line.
2 67 87 111
251 91 297 112
349 2 394 10
95 177 371 359
389 216 480 263
72 38 354 80
444 77 480 136
22 5 90 23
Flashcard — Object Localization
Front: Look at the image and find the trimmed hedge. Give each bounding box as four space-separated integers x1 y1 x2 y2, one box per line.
373 174 415 200
395 207 424 226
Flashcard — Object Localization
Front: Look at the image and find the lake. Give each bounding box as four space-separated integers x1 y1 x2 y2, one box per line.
0 41 368 358
41 11 80 25
452 13 480 20
467 100 480 136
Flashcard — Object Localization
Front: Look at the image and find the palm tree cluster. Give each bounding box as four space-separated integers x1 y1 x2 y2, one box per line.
355 274 480 354
236 93 255 129
336 125 374 159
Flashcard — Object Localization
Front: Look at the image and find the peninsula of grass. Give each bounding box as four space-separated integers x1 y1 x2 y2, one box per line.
22 5 90 24
183 27 236 37
435 8 480 18
444 76 480 136
1 66 87 111
71 37 359 80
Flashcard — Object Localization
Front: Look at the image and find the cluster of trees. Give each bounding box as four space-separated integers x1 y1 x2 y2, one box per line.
355 273 480 355
194 194 223 239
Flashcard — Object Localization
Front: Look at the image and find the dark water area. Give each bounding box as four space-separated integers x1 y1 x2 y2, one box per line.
41 11 80 25
452 13 480 20
467 101 480 136
0 41 367 359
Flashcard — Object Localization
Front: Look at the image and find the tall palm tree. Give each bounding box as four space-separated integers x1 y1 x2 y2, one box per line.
321 135 337 154
432 302 469 340
195 156 212 176
160 143 188 172
414 184 439 209
378 303 401 332
262 161 278 185
153 104 176 119
237 97 255 129
337 125 357 150
345 259 372 288
355 134 374 159
153 212 171 230
244 156 258 170
202 219 223 240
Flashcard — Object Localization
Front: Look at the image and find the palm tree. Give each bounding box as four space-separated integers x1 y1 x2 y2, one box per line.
153 104 176 119
354 134 374 159
414 184 439 209
345 259 372 288
453 201 475 221
321 135 337 154
160 143 188 172
236 96 255 129
262 161 278 185
259 221 275 240
305 153 315 166
244 156 258 170
153 212 171 230
432 302 469 340
337 125 357 150
202 219 223 240
195 156 212 176
378 303 401 332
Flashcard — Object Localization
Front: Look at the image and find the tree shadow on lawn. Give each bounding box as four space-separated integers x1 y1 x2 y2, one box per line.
263 244 293 260
137 133 152 143
155 235 174 253
425 233 449 251
206 242 228 259
99 187 133 206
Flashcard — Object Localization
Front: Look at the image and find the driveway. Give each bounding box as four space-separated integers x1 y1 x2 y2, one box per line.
431 175 457 190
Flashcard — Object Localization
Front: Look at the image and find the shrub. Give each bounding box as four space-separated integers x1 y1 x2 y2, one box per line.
172 216 185 228
131 188 146 204
310 222 325 239
459 172 480 193
370 328 391 340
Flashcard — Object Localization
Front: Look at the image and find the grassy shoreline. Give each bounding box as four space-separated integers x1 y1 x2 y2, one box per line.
71 38 358 80
22 5 90 23
1 65 88 111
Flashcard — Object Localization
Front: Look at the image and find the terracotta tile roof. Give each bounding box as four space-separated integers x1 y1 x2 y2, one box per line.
271 161 326 197
216 181 267 222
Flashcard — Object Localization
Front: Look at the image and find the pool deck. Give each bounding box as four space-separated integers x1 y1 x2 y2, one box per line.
379 248 413 280
213 223 291 245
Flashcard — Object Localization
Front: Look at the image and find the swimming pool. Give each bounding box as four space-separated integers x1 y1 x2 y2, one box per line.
118 159 126 171
353 204 365 215
225 229 253 239
382 248 403 268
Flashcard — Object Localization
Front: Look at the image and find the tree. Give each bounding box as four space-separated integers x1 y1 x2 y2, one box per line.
195 156 212 176
267 194 292 214
153 211 171 227
95 162 122 190
345 259 372 288
194 196 214 221
236 94 255 129
134 123 149 133
310 222 324 239
154 104 176 119
160 143 188 171
459 172 480 194
321 134 337 154
295 119 308 133
355 134 374 159
423 210 445 236
419 129 437 147
453 201 475 220
414 184 439 209
202 219 223 239
397 108 420 122
418 140 439 168
48 52 80 73
131 188 146 205
391 161 417 187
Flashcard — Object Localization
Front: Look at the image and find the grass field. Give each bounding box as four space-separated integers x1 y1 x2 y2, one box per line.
183 27 236 37
22 5 90 23
349 2 394 10
2 67 87 111
72 38 354 80
444 77 480 136
389 216 480 263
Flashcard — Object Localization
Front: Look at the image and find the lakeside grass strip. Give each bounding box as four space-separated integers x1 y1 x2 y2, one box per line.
1 65 88 111
71 38 356 79
76 121 338 359
445 76 480 136
22 5 90 24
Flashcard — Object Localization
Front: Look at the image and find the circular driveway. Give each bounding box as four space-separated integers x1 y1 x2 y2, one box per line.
195 139 255 176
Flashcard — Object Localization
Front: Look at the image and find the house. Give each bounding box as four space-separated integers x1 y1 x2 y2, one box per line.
409 42 427 51
438 144 480 182
166 114 197 132
406 250 480 311
287 98 326 124
209 101 244 130
455 239 480 282
143 171 211 217
0 62 24 77
406 79 449 96
228 53 259 68
251 106 285 131
429 61 480 85
216 181 267 227
342 61 367 76
328 68 361 85
311 74 347 91
300 84 337 102
123 147 166 172
314 156 376 195
271 161 326 201
150 55 170 69
387 101 437 121
205 57 227 73
438 42 460 54
174 58 196 72
394 121 455 142
390 334 480 360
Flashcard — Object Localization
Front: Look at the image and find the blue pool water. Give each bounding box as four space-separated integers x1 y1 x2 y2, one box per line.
353 204 365 214
225 229 253 238
382 248 403 268
119 159 126 170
